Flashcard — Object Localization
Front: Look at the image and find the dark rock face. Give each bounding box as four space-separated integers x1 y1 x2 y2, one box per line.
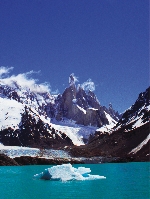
56 85 77 119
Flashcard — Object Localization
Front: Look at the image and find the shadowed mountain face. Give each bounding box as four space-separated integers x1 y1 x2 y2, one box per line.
70 87 150 161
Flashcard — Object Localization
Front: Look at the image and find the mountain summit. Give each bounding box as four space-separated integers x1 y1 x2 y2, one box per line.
48 74 120 127
0 74 120 148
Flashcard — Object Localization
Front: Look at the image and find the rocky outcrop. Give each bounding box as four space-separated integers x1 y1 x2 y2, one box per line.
0 154 19 166
58 85 77 119
44 74 121 127
82 108 108 127
103 103 122 121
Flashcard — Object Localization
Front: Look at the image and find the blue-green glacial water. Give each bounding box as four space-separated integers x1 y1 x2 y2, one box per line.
0 162 149 199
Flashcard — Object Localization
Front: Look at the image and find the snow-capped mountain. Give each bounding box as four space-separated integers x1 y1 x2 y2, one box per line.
48 74 120 127
0 97 73 148
0 74 119 148
0 80 78 148
115 87 149 131
70 87 150 161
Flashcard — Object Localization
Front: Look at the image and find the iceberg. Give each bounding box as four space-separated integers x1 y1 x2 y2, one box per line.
34 164 106 181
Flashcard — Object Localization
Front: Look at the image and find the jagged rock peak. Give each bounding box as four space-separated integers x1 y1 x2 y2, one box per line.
106 103 121 121
69 73 78 86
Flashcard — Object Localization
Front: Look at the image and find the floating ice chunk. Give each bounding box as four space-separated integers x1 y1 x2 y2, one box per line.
34 164 106 181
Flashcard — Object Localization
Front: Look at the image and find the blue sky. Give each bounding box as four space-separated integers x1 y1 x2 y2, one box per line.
0 0 149 113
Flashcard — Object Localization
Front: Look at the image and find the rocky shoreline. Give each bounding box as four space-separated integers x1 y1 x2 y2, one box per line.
0 153 149 166
0 154 19 166
0 154 84 166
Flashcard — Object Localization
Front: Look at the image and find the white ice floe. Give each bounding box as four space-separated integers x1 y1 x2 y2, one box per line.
34 163 106 181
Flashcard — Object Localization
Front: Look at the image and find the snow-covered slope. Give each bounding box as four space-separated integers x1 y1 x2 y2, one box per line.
115 87 150 131
96 111 117 134
0 97 24 130
0 84 56 117
0 99 74 148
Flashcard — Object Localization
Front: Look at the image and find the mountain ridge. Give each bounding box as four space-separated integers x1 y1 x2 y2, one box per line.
0 75 120 148
0 75 149 161
70 87 150 161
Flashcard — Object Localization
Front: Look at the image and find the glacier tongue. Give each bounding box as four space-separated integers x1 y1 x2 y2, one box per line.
51 119 98 145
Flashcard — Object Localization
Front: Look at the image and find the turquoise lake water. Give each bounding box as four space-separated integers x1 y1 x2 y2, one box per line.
0 162 149 199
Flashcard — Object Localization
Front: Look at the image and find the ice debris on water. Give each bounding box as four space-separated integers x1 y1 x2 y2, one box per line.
34 163 106 181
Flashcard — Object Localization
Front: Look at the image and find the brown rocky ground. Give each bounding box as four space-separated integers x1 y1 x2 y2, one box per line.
69 122 150 162
13 156 84 165
0 154 19 166
0 154 84 166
